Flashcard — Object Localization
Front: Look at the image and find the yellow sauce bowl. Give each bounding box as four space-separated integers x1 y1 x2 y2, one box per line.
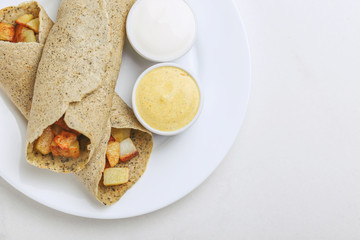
132 63 203 136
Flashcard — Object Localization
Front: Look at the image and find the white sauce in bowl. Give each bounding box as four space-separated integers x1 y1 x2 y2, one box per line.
127 0 197 62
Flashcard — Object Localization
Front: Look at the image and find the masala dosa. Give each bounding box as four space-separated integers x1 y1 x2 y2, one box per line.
75 0 153 205
26 0 114 173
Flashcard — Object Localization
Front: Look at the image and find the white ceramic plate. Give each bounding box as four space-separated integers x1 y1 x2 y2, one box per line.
0 0 251 219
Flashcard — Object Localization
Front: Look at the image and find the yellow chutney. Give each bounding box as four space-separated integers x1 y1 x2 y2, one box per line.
135 66 200 132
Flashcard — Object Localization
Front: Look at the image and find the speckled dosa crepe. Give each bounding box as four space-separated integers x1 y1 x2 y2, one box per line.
75 0 153 205
26 0 114 173
0 0 153 205
0 1 53 119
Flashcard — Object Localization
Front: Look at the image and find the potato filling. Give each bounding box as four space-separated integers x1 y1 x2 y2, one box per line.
35 116 84 158
102 129 139 186
0 14 39 42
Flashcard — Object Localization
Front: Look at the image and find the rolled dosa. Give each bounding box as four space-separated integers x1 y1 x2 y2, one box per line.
75 0 153 205
26 0 114 173
0 1 53 119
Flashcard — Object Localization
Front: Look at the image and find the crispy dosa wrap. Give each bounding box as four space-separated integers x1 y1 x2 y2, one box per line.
0 1 53 119
26 0 114 173
76 0 153 205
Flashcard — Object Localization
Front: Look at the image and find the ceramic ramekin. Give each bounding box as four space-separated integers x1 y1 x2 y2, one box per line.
132 63 204 136
126 0 198 62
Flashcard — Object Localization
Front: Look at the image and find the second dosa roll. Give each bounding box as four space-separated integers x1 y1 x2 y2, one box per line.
76 0 153 205
26 0 114 173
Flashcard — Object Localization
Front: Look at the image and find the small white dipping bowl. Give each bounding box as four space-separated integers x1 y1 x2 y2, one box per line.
132 63 203 136
126 0 197 62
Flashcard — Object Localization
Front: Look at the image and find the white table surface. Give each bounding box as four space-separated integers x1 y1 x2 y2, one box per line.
1 0 360 239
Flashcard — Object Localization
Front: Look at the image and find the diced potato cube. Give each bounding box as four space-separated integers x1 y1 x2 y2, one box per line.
35 126 54 155
69 140 80 158
106 141 120 167
25 18 39 34
120 138 139 162
54 131 77 149
111 128 131 142
51 139 79 158
16 28 36 43
0 22 15 42
103 168 129 186
15 14 34 26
